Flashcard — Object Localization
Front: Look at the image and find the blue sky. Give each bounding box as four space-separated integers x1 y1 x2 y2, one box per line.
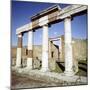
11 1 87 46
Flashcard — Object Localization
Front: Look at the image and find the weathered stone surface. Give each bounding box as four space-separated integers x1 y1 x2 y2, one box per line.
33 59 41 69
49 59 56 71
12 38 87 68
12 68 87 86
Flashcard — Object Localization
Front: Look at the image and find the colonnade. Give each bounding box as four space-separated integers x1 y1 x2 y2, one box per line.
16 16 75 76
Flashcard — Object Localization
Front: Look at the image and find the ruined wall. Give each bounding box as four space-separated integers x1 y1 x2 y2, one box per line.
11 47 27 58
49 41 59 70
33 45 42 60
11 46 27 66
11 43 59 69
11 38 87 67
59 36 87 62
72 39 87 61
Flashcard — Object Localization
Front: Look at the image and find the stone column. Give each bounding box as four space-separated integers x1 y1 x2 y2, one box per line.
41 24 49 72
16 33 22 68
64 17 74 76
59 38 62 62
26 30 33 69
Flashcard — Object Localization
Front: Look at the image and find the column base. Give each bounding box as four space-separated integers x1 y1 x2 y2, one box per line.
40 67 49 72
64 70 75 76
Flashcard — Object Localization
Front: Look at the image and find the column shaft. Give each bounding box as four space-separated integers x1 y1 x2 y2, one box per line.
41 24 49 72
64 17 74 76
16 34 22 67
27 31 33 69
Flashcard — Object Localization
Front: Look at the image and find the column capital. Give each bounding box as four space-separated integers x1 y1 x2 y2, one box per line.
43 24 48 27
18 33 22 37
65 16 73 21
65 16 71 19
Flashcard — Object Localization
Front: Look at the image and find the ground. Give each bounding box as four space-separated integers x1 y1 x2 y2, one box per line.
12 71 49 89
11 71 64 90
11 60 87 89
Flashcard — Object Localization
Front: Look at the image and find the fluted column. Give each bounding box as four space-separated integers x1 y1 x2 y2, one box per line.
64 16 74 76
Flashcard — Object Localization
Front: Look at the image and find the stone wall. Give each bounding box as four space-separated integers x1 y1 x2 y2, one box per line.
49 41 59 70
59 36 87 62
72 39 87 61
11 38 87 67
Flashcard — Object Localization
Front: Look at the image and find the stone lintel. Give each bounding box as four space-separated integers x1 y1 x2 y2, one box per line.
16 5 87 34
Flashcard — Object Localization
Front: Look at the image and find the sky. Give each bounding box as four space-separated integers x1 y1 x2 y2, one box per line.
11 1 87 46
